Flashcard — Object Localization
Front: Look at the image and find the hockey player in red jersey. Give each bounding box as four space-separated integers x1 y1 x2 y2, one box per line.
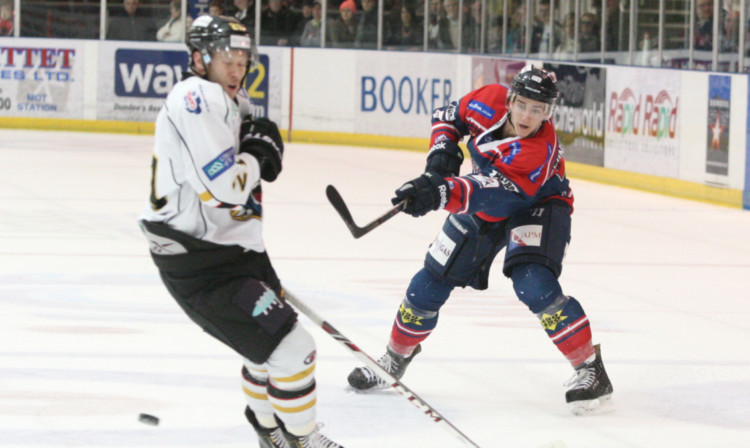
347 65 613 415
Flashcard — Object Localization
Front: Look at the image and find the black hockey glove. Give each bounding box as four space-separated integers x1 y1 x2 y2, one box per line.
425 140 464 177
239 116 284 182
391 171 449 217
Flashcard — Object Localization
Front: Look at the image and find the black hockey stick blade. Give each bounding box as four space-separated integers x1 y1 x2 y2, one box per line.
326 184 406 239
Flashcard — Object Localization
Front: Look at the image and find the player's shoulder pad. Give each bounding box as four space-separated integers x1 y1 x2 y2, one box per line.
461 84 507 123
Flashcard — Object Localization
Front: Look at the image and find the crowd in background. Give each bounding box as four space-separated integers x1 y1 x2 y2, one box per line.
4 0 750 70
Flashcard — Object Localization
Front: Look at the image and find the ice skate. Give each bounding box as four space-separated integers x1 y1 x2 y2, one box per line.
347 345 421 391
283 424 343 448
245 407 291 448
564 344 613 415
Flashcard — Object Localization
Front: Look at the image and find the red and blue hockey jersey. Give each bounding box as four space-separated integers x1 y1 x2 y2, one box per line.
430 84 573 222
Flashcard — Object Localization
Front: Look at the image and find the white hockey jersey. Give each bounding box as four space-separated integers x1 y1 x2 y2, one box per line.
139 74 266 252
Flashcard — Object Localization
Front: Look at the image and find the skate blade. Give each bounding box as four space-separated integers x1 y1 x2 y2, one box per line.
568 393 613 416
345 385 393 394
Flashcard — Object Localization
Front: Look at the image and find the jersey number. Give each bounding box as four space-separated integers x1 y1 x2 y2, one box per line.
149 156 168 211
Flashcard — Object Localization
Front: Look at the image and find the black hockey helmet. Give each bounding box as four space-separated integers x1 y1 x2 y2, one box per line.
510 64 559 105
186 15 257 73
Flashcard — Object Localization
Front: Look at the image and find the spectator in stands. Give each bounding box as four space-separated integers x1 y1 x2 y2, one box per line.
463 0 483 52
427 0 452 50
579 11 600 54
506 1 529 54
157 1 190 42
261 0 298 45
486 14 503 53
209 0 225 16
299 1 322 46
695 0 723 51
442 0 463 50
355 0 379 49
0 0 13 36
329 0 358 48
108 0 157 41
553 11 576 58
721 2 740 53
386 3 423 50
534 0 562 54
234 0 256 35
292 0 315 45
604 0 626 51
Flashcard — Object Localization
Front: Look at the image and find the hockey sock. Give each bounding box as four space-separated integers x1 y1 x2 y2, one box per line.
267 380 317 436
538 295 594 367
389 296 439 356
511 263 595 367
241 365 277 428
264 323 318 436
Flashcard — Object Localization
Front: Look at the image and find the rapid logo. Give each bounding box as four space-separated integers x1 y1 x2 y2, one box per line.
114 49 188 98
202 147 235 180
608 87 679 140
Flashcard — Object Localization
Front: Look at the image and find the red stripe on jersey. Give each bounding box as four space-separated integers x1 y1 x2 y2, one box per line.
445 177 472 214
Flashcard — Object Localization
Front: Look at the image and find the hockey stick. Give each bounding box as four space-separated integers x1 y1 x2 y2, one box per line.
283 290 480 448
326 185 406 239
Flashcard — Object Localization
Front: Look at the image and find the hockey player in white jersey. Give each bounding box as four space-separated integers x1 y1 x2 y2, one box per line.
139 15 342 448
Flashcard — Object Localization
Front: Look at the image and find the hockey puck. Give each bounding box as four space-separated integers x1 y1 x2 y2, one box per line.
138 413 159 426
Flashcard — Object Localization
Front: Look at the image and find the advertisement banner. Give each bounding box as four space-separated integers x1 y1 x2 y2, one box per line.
745 76 750 210
98 41 188 121
605 66 681 177
706 75 730 176
544 63 606 167
0 39 85 119
246 46 284 124
98 42 280 123
356 52 457 137
189 0 211 17
470 57 526 89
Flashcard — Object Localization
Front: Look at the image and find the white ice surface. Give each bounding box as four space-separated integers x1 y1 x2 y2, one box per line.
1 129 749 448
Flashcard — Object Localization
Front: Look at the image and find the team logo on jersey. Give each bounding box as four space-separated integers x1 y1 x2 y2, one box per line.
185 90 202 114
508 224 543 251
231 187 262 221
486 170 520 193
467 100 495 119
251 287 284 317
468 173 500 189
202 147 235 180
540 310 568 331
432 103 458 122
501 141 522 165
